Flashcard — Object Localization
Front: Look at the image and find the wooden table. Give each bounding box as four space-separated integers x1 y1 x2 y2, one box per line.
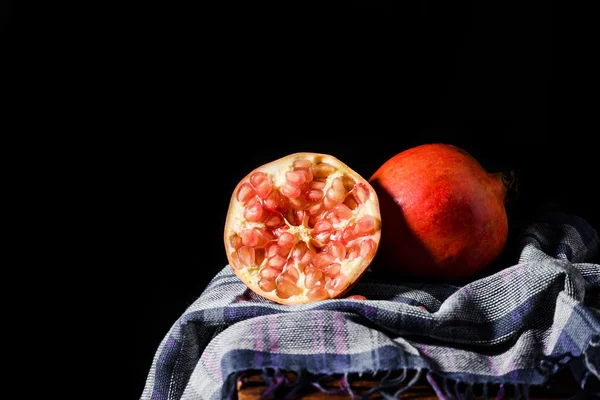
237 367 598 399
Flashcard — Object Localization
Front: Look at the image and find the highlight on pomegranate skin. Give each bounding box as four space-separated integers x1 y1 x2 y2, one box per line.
224 153 381 305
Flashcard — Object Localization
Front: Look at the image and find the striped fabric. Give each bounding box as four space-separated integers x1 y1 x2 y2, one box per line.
141 211 600 399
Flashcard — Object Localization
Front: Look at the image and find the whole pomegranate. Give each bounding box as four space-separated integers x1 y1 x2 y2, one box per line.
224 153 381 305
369 143 513 281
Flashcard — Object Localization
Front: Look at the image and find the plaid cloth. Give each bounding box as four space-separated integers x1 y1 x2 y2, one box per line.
141 211 600 400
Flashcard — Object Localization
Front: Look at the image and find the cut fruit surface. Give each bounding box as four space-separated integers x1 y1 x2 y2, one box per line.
224 153 381 305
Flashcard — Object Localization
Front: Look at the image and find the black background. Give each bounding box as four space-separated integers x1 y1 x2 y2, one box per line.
111 3 598 399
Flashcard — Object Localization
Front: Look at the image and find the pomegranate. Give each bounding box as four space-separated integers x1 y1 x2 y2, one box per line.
224 153 381 305
369 143 514 281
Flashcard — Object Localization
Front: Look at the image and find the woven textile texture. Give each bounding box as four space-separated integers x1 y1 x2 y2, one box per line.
141 211 599 399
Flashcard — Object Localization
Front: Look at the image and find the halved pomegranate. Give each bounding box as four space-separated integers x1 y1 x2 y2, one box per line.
224 153 381 305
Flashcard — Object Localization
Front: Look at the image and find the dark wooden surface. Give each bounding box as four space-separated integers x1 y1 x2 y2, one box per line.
237 368 598 399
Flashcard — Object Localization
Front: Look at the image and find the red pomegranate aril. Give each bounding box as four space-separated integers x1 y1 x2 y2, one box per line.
260 266 282 280
293 159 312 169
244 200 265 222
250 172 273 199
266 254 287 270
313 253 336 269
286 170 307 186
236 183 256 204
306 189 324 202
304 266 324 289
342 176 356 192
230 234 243 251
262 190 281 211
334 204 353 220
347 245 360 260
322 262 341 278
306 202 323 216
343 196 359 210
312 162 336 178
314 219 333 234
238 246 255 267
360 239 376 258
353 183 370 204
310 180 327 190
265 243 282 258
356 215 376 235
283 265 299 283
264 212 284 228
258 278 276 292
307 286 329 301
278 232 295 248
326 273 349 292
289 195 307 210
282 182 302 198
313 232 331 245
327 241 346 260
276 275 300 298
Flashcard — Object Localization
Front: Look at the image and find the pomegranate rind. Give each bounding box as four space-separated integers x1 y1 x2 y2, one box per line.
224 153 381 305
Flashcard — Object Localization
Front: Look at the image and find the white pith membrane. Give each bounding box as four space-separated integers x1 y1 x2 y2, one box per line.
224 153 381 305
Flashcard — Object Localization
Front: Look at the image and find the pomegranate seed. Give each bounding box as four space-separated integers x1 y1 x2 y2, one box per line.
306 202 323 216
326 273 349 292
310 180 327 190
278 232 295 248
250 172 273 199
300 168 313 183
343 195 359 210
282 182 302 198
360 239 376 258
292 241 308 260
289 195 307 210
312 253 335 269
238 246 255 267
342 176 356 192
306 286 329 301
326 187 345 203
266 190 285 212
241 229 259 247
286 170 307 186
322 262 341 278
264 212 284 228
304 266 324 289
260 266 282 280
356 215 376 235
353 183 370 204
296 262 307 273
333 204 353 220
236 183 255 204
295 210 306 225
265 243 281 258
314 219 333 234
244 200 264 222
312 162 336 178
331 177 345 193
258 278 276 292
283 265 299 283
306 189 324 202
347 245 360 260
300 247 314 264
313 232 331 245
276 275 300 298
255 248 265 265
293 159 312 169
266 255 287 270
324 192 342 209
229 234 243 251
327 241 346 260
